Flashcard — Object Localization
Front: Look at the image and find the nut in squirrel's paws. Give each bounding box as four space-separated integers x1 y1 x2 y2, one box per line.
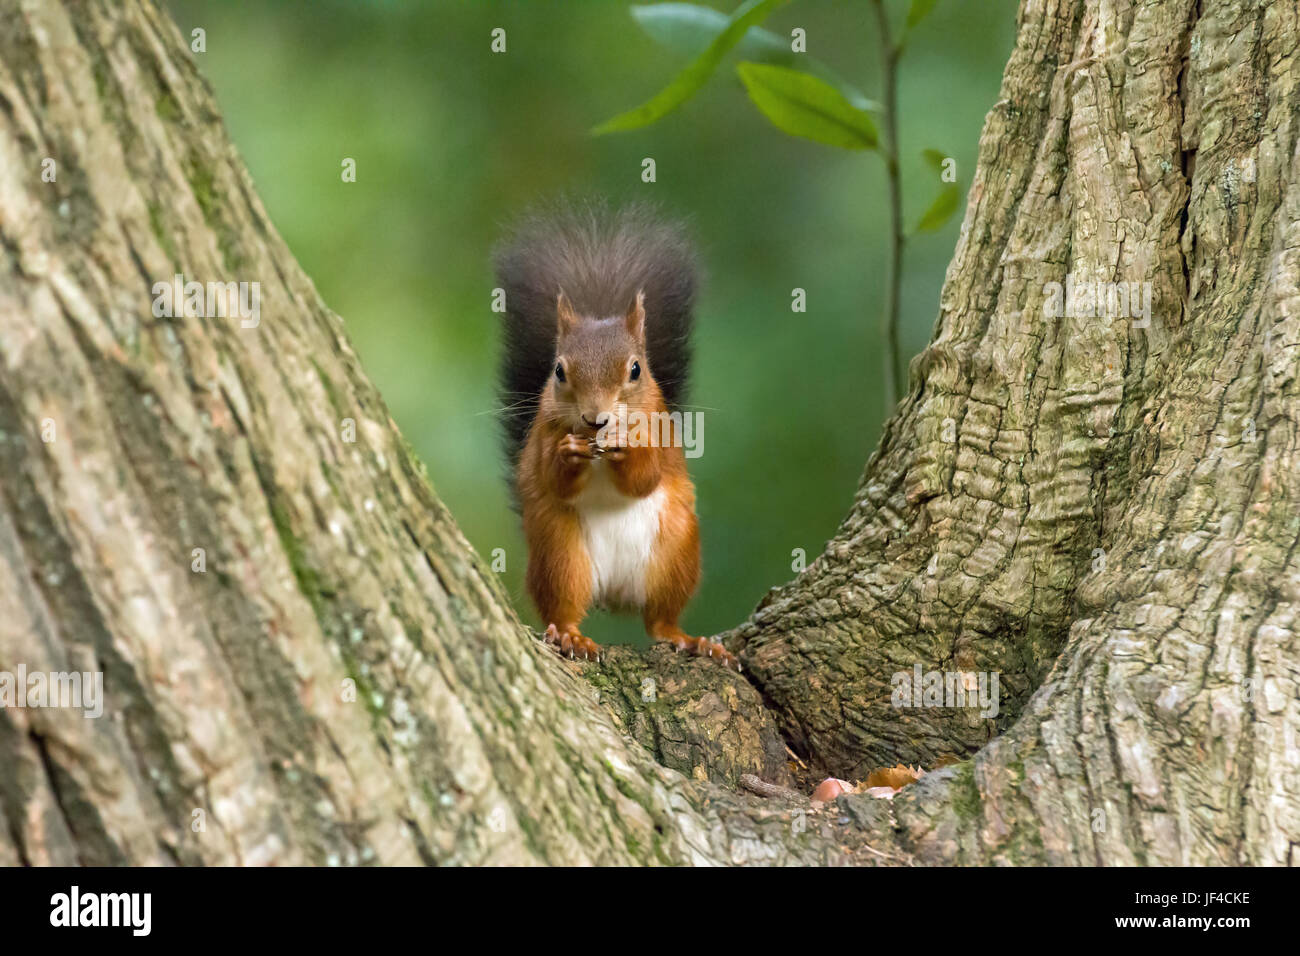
543 623 603 662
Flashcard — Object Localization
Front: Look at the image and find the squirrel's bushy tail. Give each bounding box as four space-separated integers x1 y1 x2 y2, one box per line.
493 197 699 469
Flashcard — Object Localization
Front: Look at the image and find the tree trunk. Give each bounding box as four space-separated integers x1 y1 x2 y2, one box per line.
1 0 1296 866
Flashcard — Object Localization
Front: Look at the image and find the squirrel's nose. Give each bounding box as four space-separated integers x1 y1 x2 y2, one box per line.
583 413 610 430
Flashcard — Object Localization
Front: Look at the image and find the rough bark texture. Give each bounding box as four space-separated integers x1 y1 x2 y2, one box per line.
0 0 1296 867
732 0 1300 864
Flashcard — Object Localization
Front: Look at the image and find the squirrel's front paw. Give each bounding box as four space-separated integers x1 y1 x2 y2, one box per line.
544 623 603 662
593 430 628 461
558 434 597 464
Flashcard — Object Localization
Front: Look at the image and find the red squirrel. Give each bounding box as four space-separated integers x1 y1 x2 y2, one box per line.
494 200 737 669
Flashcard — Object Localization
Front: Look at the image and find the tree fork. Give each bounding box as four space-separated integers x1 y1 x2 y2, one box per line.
0 0 1296 867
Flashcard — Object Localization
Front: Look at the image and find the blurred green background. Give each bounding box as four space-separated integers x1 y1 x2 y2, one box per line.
167 0 1017 644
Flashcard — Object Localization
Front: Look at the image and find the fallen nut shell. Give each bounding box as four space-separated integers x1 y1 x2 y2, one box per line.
810 777 853 803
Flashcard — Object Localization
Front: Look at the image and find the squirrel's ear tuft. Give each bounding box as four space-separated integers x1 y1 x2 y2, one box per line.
625 289 646 342
556 291 579 336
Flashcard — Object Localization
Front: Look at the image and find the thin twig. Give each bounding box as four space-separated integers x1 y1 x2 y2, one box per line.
857 840 914 865
784 744 808 770
871 0 905 406
740 774 805 801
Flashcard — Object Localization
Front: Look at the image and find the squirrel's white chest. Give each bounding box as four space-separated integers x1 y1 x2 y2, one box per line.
574 463 664 610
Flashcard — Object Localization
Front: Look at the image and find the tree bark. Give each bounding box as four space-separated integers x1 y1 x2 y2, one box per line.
1 0 1296 867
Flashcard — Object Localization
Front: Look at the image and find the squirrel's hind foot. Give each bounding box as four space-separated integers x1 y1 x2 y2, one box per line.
543 623 603 663
654 629 741 672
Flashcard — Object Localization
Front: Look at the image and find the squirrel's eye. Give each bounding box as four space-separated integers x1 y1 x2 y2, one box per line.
629 361 641 382
554 362 566 383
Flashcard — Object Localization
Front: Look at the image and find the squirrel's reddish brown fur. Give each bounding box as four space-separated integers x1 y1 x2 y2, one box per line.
494 200 735 669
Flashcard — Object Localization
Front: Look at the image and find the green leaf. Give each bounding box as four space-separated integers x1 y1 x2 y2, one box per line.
906 0 941 31
921 148 948 171
912 184 960 233
631 3 789 60
631 2 879 112
593 0 790 135
736 62 878 149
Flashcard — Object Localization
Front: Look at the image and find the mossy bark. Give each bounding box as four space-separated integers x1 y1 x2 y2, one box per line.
0 0 1296 866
